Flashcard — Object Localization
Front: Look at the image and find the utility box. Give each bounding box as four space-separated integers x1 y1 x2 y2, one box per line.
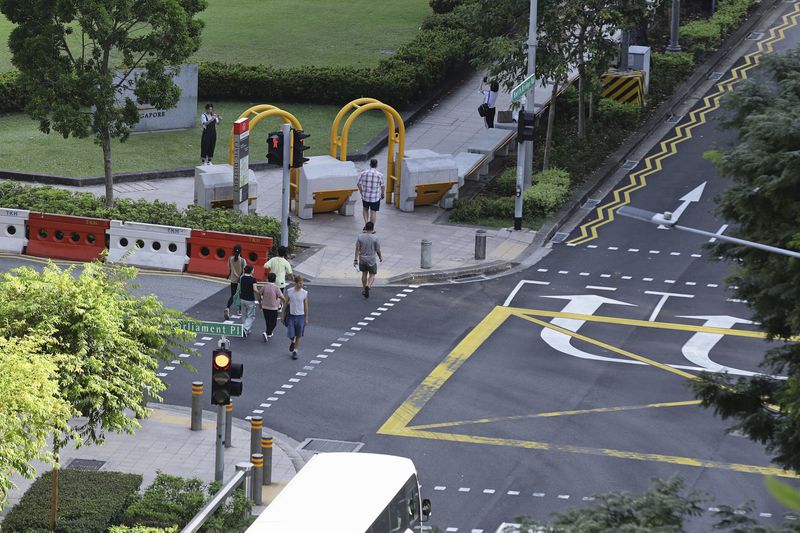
628 45 651 92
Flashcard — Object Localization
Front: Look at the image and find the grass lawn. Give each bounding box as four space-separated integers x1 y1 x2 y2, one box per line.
0 0 431 73
0 101 388 177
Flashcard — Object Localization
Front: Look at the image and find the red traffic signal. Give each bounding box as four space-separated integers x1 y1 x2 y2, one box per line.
267 131 284 166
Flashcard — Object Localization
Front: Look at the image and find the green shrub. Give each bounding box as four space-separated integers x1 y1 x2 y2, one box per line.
524 168 570 217
449 196 514 224
110 527 178 533
0 182 298 252
2 470 142 533
681 20 722 55
122 474 252 532
0 70 25 113
649 52 694 100
429 0 462 14
596 99 641 129
491 167 517 196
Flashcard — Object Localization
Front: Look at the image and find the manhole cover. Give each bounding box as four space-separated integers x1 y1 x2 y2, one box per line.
581 199 600 209
746 31 764 40
621 159 640 170
65 459 106 471
708 71 724 80
550 232 569 243
299 438 364 453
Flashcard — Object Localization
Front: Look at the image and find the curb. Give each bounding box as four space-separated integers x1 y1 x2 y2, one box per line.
529 0 783 250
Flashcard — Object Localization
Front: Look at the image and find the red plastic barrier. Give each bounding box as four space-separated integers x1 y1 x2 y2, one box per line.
186 230 273 279
26 213 110 261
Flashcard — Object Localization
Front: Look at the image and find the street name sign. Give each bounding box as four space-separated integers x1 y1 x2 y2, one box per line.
177 320 243 337
512 74 536 102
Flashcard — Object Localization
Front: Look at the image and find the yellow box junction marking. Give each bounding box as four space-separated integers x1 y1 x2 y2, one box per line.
568 3 800 245
378 305 799 478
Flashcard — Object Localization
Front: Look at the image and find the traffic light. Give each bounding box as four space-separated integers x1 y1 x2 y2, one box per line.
290 129 310 168
211 348 243 405
517 109 535 142
266 131 283 165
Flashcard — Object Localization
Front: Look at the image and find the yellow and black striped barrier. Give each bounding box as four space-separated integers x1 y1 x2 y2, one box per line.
262 436 273 485
601 69 646 106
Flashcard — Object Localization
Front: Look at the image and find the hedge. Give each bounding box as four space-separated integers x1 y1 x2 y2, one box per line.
0 70 23 113
1 470 142 533
523 168 570 216
681 0 753 57
0 182 299 252
596 99 641 130
110 528 178 533
649 52 695 100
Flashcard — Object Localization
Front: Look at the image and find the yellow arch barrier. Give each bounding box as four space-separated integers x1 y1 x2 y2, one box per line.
330 99 405 208
228 105 304 212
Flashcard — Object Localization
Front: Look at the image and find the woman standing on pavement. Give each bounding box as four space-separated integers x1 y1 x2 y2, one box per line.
479 80 499 128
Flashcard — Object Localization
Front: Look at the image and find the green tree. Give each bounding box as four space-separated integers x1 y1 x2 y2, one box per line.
0 0 206 207
693 49 800 473
0 262 195 528
0 335 72 510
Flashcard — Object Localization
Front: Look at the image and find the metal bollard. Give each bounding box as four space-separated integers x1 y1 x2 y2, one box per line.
250 416 263 456
190 382 203 431
235 462 254 507
475 229 487 260
420 239 432 269
261 436 273 485
225 402 233 448
251 454 264 505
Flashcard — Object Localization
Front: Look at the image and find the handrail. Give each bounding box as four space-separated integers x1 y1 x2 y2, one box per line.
181 462 253 533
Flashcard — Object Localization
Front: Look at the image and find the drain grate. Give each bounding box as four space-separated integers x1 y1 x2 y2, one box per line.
66 458 106 471
581 199 600 209
550 232 569 243
708 71 724 80
746 31 764 40
665 114 684 124
299 438 364 453
621 159 640 171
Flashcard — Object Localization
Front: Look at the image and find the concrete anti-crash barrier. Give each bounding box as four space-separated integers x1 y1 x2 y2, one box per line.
399 149 459 212
186 229 273 279
0 207 29 253
298 155 359 220
194 163 258 213
26 213 110 262
106 220 191 271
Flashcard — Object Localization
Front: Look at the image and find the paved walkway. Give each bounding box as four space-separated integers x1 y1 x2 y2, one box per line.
56 69 571 285
0 404 301 519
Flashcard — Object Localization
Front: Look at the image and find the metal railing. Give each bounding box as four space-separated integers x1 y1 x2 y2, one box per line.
180 461 253 533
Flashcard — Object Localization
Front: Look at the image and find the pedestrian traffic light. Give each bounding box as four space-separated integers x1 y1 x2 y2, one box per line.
290 129 310 168
267 132 283 165
211 348 243 405
517 109 535 142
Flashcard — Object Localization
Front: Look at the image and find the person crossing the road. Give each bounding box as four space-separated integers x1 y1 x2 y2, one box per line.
239 265 258 337
224 245 247 319
281 275 309 360
264 245 293 292
257 272 286 342
354 221 383 298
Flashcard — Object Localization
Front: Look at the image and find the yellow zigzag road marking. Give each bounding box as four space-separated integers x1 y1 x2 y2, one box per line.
568 3 800 245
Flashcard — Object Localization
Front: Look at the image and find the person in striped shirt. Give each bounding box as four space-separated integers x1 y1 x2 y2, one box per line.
356 158 385 230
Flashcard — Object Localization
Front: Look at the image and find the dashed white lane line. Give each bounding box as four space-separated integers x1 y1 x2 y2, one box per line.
193 342 205 346
558 494 570 499
507 490 520 496
324 348 335 352
363 317 375 321
201 336 213 341
558 270 568 274
692 253 703 258
608 246 618 250
157 372 168 377
377 307 389 311
288 378 300 383
331 343 342 347
665 279 675 284
586 285 616 291
179 353 191 358
370 312 382 316
345 331 357 336
310 359 321 364
280 384 293 389
274 391 285 395
533 492 545 497
582 496 595 501
579 272 590 276
628 248 639 252
357 322 368 326
267 397 278 401
670 252 681 256
643 277 653 281
390 298 401 302
483 489 496 494
383 302 395 306
760 513 772 518
707 283 718 288
446 528 458 532
459 487 471 492
621 275 632 280
170 360 180 365
260 403 271 408
336 338 349 342
648 250 660 254
537 268 548 272
252 409 263 414
302 365 314 371
403 288 414 293
685 281 696 286
317 354 328 359
587 244 598 249
434 486 447 491
164 366 175 371
296 372 307 377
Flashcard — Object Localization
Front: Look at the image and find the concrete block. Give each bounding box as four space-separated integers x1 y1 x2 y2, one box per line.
454 152 488 181
194 164 257 209
399 151 459 213
298 155 359 220
467 128 514 157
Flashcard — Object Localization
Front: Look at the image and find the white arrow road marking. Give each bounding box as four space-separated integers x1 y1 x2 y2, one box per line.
645 291 694 322
503 280 550 306
678 315 781 377
658 182 706 229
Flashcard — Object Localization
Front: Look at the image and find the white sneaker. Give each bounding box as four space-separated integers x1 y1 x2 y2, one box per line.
263 332 268 342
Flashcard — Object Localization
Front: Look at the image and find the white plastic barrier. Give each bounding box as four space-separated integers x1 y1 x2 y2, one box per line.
106 220 191 271
194 163 258 214
298 155 359 220
399 149 459 212
0 207 29 253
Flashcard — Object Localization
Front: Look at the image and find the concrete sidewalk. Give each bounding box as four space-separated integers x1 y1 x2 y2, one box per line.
0 404 302 520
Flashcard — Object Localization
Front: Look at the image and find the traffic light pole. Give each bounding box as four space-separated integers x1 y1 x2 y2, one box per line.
215 403 225 482
523 0 538 188
514 123 525 231
281 123 291 248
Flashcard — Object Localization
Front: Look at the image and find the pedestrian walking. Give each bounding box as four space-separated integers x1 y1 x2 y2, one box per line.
200 103 222 165
257 272 286 342
224 245 247 320
479 80 499 128
263 245 293 292
357 158 385 230
281 275 309 360
238 265 258 337
354 221 382 299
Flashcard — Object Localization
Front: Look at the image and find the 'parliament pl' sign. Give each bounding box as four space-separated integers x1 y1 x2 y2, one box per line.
177 320 243 337
113 64 198 132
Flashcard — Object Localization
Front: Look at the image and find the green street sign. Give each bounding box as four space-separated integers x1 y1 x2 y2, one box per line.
177 320 243 337
512 74 536 102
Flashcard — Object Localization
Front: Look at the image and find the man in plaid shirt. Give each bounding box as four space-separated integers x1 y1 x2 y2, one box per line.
357 158 386 230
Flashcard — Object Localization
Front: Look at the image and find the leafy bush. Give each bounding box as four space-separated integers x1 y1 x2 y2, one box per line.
681 20 722 55
199 28 471 107
523 168 570 217
110 527 178 533
0 70 24 113
429 0 462 14
596 99 641 130
649 52 695 100
0 182 298 252
449 195 514 224
121 473 252 533
2 470 142 533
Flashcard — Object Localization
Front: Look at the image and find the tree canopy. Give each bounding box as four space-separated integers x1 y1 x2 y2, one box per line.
0 0 207 206
693 49 800 472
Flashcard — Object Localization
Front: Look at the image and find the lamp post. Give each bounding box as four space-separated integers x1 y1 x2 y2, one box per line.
617 206 800 259
666 0 682 53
